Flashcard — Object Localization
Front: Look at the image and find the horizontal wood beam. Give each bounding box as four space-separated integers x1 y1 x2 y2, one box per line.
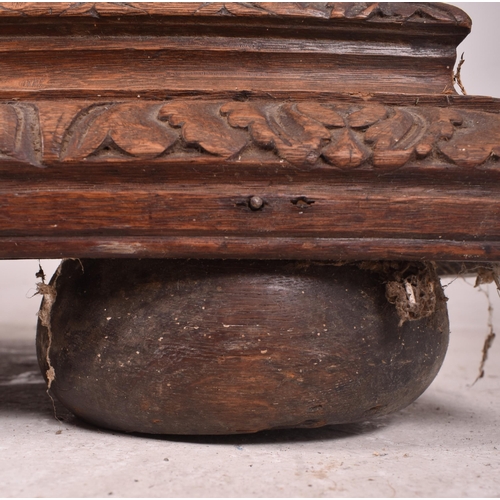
2 236 499 261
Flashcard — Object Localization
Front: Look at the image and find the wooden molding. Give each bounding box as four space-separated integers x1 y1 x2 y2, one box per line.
1 236 500 262
0 2 471 27
0 3 470 98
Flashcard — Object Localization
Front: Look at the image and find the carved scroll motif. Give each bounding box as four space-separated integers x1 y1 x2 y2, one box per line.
58 101 499 171
0 103 42 167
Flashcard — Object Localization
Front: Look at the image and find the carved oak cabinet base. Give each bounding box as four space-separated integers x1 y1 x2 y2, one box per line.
0 3 498 434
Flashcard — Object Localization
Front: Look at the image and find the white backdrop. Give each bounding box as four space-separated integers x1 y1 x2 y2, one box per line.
0 2 499 339
450 2 500 98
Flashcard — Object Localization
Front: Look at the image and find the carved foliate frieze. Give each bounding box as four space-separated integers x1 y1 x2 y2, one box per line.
0 100 499 171
0 2 470 27
58 101 499 171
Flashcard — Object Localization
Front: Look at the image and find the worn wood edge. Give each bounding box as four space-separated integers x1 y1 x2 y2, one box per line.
0 35 460 57
0 2 471 29
2 93 497 106
2 236 500 261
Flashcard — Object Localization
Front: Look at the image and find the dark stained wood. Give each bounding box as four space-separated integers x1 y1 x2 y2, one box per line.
1 183 499 237
3 236 500 262
0 3 471 25
37 258 449 434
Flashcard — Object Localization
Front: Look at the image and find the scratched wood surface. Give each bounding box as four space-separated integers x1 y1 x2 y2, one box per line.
0 2 498 262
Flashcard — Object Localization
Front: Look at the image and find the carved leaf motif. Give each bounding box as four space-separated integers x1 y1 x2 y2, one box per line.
0 2 470 27
438 113 500 168
0 104 17 156
329 2 470 26
298 104 387 169
414 109 463 158
38 99 499 172
0 103 42 167
230 3 331 18
364 109 415 169
295 103 345 128
221 102 331 166
322 129 370 169
346 105 388 129
158 102 247 158
63 102 177 161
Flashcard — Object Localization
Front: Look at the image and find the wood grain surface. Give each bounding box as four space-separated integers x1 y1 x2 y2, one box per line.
0 3 469 98
0 2 498 262
37 258 449 434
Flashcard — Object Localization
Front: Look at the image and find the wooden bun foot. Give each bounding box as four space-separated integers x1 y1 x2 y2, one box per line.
37 259 449 435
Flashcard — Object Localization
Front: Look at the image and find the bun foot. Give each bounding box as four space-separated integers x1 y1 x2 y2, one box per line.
37 259 449 435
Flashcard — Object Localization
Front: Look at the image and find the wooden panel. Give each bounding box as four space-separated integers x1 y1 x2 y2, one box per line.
1 183 499 239
0 50 455 97
0 179 499 260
